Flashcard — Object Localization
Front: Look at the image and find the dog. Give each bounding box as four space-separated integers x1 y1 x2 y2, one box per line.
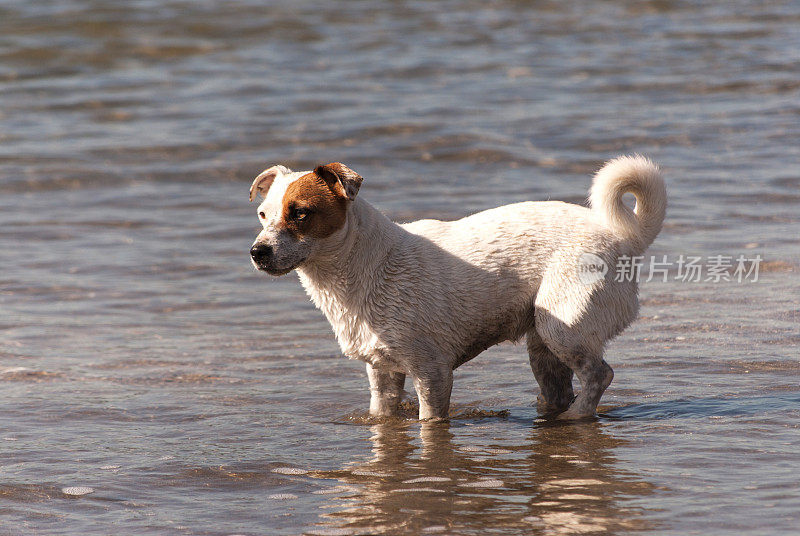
249 157 665 420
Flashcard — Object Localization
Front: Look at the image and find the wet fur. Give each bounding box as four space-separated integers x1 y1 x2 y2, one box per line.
250 157 666 420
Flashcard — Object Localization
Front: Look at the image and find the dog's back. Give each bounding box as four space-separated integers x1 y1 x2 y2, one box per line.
397 155 665 359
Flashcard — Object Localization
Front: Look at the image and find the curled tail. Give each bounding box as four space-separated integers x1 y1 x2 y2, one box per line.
589 155 666 254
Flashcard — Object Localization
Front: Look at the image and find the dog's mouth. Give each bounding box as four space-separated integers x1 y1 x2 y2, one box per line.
251 256 302 276
260 265 295 276
252 261 296 276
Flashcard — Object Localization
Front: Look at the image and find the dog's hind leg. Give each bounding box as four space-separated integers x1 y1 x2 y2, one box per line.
366 364 406 417
526 330 574 414
544 340 613 420
558 354 613 420
535 282 624 419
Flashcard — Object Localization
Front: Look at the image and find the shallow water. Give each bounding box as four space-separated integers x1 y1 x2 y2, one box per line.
1 0 799 534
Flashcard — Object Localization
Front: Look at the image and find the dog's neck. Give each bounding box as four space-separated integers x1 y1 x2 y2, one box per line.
296 197 400 305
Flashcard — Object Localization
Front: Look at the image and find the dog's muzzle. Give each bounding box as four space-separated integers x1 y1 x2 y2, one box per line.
250 243 294 275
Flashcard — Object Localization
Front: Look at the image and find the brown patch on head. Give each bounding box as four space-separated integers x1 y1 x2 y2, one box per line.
281 171 349 239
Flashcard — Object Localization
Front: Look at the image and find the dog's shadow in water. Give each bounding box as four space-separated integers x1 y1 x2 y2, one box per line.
306 418 656 535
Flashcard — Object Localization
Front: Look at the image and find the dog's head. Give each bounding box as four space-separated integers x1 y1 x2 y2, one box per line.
248 162 362 275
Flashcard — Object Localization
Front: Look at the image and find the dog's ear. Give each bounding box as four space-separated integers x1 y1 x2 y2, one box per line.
249 165 290 202
314 162 363 201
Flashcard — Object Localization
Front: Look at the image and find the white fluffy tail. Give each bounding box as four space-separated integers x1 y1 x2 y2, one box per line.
589 155 666 254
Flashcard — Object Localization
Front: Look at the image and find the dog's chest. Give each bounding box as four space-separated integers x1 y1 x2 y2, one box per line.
299 274 392 365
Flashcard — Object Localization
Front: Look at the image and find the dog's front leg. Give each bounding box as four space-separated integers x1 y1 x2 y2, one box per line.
412 365 453 421
366 364 405 417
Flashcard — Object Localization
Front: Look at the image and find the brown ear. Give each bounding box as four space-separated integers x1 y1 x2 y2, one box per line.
249 165 290 202
314 162 363 201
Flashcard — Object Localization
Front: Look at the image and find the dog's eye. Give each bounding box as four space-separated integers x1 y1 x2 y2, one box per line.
258 211 266 219
292 207 310 221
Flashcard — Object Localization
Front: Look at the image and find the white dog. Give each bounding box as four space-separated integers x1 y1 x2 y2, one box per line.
249 157 665 420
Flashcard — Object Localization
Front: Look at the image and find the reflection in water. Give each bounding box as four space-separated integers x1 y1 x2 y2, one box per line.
307 418 655 535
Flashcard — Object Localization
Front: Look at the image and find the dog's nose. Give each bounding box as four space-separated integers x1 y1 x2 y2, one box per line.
250 243 273 263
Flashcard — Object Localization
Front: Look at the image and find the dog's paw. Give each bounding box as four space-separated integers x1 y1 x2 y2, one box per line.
535 395 572 417
555 407 597 421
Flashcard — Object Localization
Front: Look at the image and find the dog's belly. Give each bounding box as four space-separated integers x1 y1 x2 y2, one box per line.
452 306 535 369
453 330 506 369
